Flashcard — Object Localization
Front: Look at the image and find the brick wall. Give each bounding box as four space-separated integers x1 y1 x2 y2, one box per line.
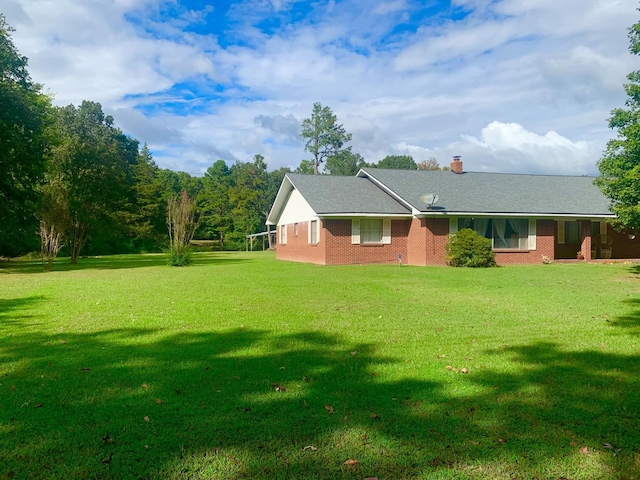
275 222 326 265
415 218 450 266
407 218 428 266
324 219 410 265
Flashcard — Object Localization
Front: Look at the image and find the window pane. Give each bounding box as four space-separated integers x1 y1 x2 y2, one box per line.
565 221 581 244
311 220 318 243
493 218 528 249
361 219 383 243
457 218 491 239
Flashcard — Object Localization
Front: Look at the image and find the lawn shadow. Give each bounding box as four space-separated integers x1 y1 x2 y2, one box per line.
0 252 255 274
1 318 639 478
0 296 47 326
610 298 640 336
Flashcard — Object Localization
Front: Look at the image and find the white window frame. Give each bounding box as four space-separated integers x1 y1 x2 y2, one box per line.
308 219 319 244
279 224 287 245
456 217 533 250
351 218 391 245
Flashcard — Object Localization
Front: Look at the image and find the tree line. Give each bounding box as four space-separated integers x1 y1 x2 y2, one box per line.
1 15 446 262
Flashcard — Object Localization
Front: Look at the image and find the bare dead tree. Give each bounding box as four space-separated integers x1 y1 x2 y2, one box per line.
166 191 200 266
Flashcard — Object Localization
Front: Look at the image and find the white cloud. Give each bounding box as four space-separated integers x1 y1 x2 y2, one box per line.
373 0 408 15
395 121 600 175
4 0 637 175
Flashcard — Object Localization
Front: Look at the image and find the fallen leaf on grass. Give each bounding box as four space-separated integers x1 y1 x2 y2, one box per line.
570 441 577 446
437 355 446 359
102 433 113 443
460 368 468 374
80 367 91 372
370 413 380 420
35 403 43 408
155 399 163 404
343 459 358 466
325 405 334 414
275 385 286 392
144 445 149 450
603 443 614 449
498 438 504 443
142 383 148 389
101 453 113 465
446 365 456 371
144 416 150 422
579 446 589 456
302 445 317 451
279 366 286 370
351 351 357 355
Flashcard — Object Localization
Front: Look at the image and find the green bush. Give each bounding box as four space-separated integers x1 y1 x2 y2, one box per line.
445 228 496 268
167 245 192 266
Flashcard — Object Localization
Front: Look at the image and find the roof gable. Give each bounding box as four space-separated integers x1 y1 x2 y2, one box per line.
267 173 410 225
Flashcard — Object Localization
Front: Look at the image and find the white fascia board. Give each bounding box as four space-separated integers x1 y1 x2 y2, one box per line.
319 213 413 219
419 212 616 219
266 176 294 225
357 170 415 211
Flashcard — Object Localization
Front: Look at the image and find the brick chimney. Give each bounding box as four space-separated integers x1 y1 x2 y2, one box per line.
450 155 463 174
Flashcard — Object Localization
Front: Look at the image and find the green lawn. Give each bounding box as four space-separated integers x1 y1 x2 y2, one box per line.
1 252 639 479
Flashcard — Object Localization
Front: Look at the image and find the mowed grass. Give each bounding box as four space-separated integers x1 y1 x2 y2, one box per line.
1 252 640 479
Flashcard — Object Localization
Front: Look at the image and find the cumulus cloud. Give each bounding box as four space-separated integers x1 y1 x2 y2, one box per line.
395 121 600 175
5 0 637 174
253 114 302 144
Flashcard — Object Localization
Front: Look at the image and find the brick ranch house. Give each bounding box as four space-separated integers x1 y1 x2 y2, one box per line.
266 157 640 266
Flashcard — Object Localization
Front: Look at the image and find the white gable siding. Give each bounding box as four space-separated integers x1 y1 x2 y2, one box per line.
278 189 317 225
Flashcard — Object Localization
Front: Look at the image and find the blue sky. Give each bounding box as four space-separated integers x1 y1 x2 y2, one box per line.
4 0 639 175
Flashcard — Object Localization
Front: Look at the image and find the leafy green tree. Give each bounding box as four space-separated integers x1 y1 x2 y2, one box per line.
47 101 138 262
295 159 315 174
373 155 417 170
325 150 366 176
301 102 352 174
0 14 50 256
596 19 640 229
199 160 232 248
226 155 269 248
125 144 166 250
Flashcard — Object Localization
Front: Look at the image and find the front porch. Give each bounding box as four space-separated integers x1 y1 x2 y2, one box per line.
553 220 639 261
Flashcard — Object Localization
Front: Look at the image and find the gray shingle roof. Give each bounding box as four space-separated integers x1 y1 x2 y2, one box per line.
359 168 613 216
286 173 410 215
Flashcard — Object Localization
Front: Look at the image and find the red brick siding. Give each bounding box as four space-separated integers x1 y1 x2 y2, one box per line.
417 218 450 266
275 222 326 265
407 218 428 266
324 219 410 265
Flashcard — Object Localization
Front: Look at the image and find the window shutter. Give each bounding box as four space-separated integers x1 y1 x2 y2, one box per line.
528 219 537 250
449 218 458 235
600 221 607 235
351 219 360 244
308 221 312 244
558 221 565 244
382 219 391 244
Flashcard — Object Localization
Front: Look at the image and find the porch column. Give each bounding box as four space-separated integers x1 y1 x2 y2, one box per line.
580 220 592 261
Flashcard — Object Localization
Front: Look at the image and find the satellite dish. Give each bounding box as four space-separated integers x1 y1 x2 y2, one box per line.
420 193 439 207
